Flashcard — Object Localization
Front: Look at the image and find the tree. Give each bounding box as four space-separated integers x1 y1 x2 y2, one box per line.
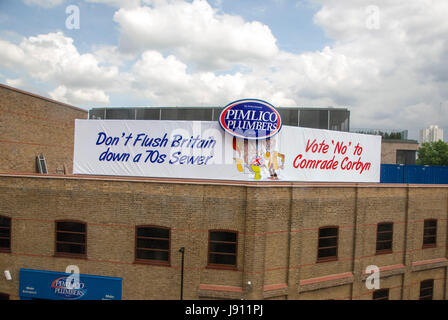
416 140 448 166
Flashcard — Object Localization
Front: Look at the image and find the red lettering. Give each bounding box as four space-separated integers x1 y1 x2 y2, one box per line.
293 154 302 168
305 139 316 153
334 141 347 154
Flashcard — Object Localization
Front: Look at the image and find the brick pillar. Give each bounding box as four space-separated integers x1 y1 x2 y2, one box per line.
287 187 303 299
242 187 267 300
351 186 364 300
445 188 448 300
402 186 412 300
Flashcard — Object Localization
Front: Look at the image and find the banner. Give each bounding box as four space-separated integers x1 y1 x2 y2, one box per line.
73 119 381 182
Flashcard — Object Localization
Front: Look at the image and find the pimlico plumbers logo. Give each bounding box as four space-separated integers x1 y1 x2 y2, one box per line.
51 276 87 299
219 99 282 140
219 99 285 180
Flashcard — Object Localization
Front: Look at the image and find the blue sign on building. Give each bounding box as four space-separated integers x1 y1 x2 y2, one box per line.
19 268 122 300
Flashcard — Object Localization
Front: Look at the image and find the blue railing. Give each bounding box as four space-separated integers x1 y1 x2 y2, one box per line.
380 164 448 184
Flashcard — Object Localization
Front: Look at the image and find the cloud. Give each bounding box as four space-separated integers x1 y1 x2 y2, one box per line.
113 0 278 70
92 45 135 67
5 78 26 88
306 0 448 132
128 50 296 107
49 85 110 105
85 0 143 8
0 32 118 106
2 0 448 139
22 0 64 8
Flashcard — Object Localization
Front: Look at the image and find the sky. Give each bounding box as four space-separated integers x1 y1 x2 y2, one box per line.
0 0 447 141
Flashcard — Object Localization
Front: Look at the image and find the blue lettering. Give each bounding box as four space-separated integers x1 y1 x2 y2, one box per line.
96 132 106 145
171 135 182 147
169 151 213 165
99 147 130 162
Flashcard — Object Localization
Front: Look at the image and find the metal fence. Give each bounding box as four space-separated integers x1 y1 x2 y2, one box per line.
89 107 351 131
380 164 448 184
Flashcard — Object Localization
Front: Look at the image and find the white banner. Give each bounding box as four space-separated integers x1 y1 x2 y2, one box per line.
73 120 381 182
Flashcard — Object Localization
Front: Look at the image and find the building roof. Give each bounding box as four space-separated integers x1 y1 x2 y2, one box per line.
0 83 88 114
382 139 419 144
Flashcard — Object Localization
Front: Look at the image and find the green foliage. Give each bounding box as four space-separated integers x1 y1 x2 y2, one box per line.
354 130 403 140
416 141 448 166
380 131 403 140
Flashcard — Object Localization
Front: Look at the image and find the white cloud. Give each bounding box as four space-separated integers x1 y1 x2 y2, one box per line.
306 0 448 132
113 0 278 70
22 0 64 8
92 45 134 67
2 0 448 139
5 78 25 88
0 32 118 106
128 50 295 107
0 39 26 68
85 0 143 8
49 85 110 105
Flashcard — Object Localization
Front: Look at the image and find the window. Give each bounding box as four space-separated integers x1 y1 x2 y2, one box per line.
373 289 389 300
55 220 86 258
419 279 434 300
0 216 11 252
208 230 238 269
278 108 299 126
299 109 329 129
423 219 437 248
329 110 350 132
0 293 9 300
376 222 393 254
135 226 170 265
36 154 48 174
317 226 338 262
396 150 416 165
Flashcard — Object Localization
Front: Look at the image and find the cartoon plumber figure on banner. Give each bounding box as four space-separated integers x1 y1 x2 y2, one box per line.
232 136 285 180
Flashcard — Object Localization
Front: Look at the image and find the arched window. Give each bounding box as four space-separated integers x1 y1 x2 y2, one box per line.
317 226 338 262
423 219 437 248
373 288 389 300
0 293 9 300
0 215 11 253
376 222 393 254
207 230 238 269
419 279 434 300
55 220 87 258
135 225 170 265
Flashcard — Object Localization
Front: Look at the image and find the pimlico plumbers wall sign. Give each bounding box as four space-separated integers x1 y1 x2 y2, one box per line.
73 117 381 182
219 99 282 140
19 269 122 300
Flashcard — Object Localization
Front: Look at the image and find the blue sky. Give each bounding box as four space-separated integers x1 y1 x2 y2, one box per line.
0 0 447 141
0 1 329 53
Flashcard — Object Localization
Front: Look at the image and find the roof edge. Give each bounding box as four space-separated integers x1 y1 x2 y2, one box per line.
0 172 446 188
0 83 88 114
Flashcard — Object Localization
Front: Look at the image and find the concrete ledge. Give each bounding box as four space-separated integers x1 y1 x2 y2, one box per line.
411 258 448 272
198 284 243 300
1 172 447 188
361 264 406 280
263 283 288 299
299 272 354 292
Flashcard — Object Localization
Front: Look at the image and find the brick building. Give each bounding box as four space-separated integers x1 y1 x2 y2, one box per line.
381 140 419 165
0 84 447 300
0 83 87 175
